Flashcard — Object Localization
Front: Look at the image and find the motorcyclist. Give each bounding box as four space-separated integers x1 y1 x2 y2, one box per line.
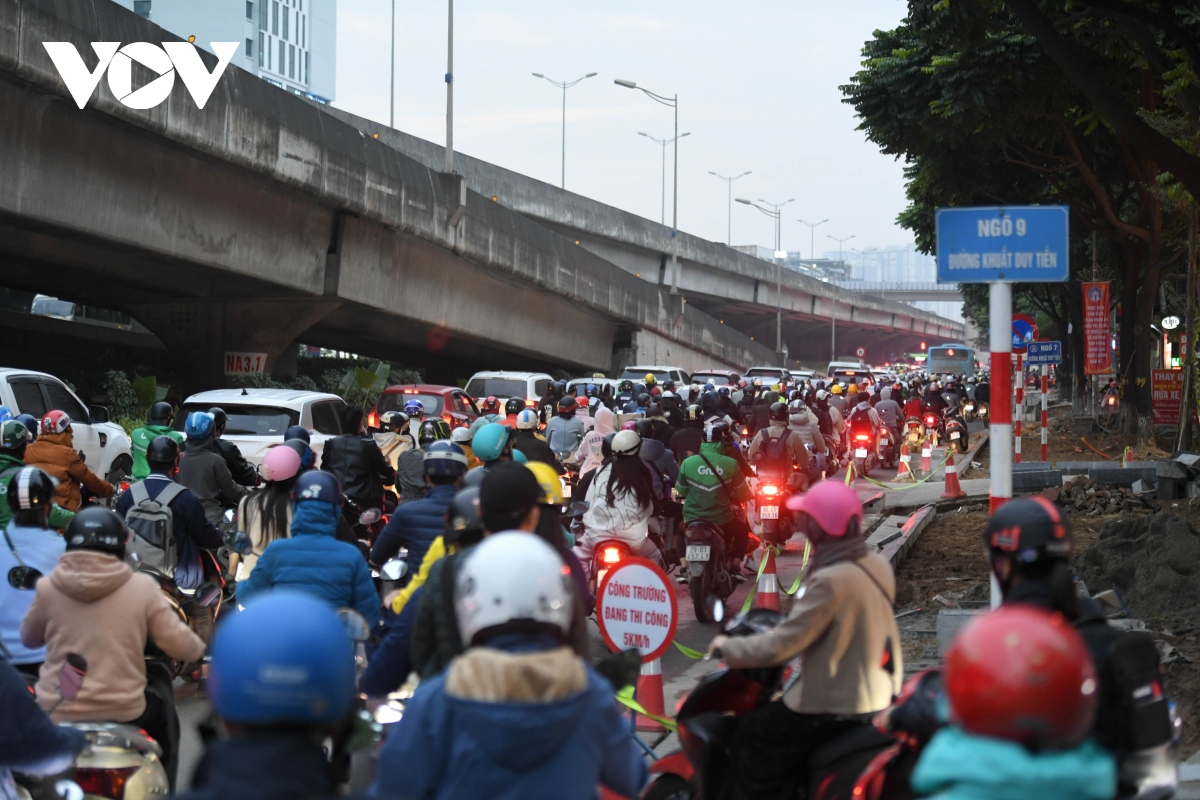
230 445 302 582
633 419 679 509
716 386 739 421
828 382 847 413
572 405 616 477
500 397 525 430
238 471 380 628
0 420 73 531
748 402 813 492
0 652 87 800
675 422 753 572
525 461 593 646
177 411 246 526
25 411 113 513
403 398 427 440
875 386 904 443
614 379 635 408
373 533 647 800
373 410 415 473
129 401 184 481
965 376 978 402
537 380 565 427
179 591 368 800
645 402 676 446
283 425 317 471
393 418 446 505
320 406 395 515
814 390 841 454
0 467 66 678
624 392 651 415
975 376 991 407
512 408 564 472
923 381 949 416
451 426 480 469
747 390 777 436
707 482 902 799
370 441 468 574
21 506 206 788
547 397 587 461
669 404 704 466
573 430 660 570
736 384 757 421
903 391 924 420
208 407 259 487
847 392 883 436
660 390 685 430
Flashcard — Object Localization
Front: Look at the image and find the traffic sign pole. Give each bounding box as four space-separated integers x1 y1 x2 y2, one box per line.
990 283 1013 516
1041 365 1049 462
1014 354 1024 464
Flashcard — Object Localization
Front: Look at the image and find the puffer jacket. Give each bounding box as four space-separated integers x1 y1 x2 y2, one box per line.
369 484 458 571
395 447 427 504
669 425 703 466
573 407 615 474
238 500 380 628
215 437 259 487
513 430 564 473
177 439 246 525
173 732 357 800
545 415 586 460
25 432 112 512
0 453 73 530
638 438 679 502
785 409 826 454
129 424 184 481
321 434 395 506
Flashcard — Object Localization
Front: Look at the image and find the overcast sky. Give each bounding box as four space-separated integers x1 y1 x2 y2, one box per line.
332 1 912 259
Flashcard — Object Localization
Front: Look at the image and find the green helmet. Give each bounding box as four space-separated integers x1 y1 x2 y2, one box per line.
0 419 29 450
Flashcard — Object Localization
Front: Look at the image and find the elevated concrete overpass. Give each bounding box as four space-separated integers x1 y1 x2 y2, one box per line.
832 281 964 303
320 107 966 363
0 0 780 392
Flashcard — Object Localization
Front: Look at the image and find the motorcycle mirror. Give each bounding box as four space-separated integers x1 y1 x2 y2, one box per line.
59 653 88 701
125 551 142 569
566 500 590 518
381 559 407 582
223 508 236 523
358 508 383 526
195 582 222 610
225 530 253 555
55 780 84 800
337 608 372 642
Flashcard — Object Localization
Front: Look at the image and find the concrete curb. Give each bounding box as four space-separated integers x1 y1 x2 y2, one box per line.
880 504 937 570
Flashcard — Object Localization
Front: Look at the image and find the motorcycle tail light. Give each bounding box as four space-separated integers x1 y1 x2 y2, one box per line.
925 415 937 426
525 399 537 407
120 481 131 493
855 434 869 441
601 547 623 564
75 766 139 799
1107 397 1116 406
760 484 779 496
367 410 379 428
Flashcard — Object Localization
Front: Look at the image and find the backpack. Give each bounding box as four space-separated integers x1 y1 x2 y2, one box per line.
124 480 185 578
848 406 874 432
814 406 833 437
757 429 792 474
1088 628 1174 754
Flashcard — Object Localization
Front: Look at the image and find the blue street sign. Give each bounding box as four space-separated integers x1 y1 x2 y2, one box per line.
935 206 1069 283
1026 341 1062 365
1012 319 1036 351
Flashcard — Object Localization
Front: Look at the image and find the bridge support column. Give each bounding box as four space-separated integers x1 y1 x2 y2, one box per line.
128 298 341 394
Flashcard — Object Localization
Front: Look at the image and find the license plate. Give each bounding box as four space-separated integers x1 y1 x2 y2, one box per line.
562 481 572 498
760 506 779 520
950 432 961 440
855 448 868 458
685 545 711 562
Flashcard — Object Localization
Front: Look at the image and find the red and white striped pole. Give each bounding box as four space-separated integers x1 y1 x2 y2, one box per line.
1041 365 1049 462
990 283 1013 608
1014 354 1024 464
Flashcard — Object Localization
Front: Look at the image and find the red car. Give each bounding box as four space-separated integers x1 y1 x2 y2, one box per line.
370 385 480 430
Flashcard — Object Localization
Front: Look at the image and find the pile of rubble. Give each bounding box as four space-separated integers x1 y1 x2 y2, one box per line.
1059 476 1154 516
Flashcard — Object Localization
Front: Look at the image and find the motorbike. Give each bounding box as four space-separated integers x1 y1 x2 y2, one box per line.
683 519 736 623
561 462 580 500
588 538 634 597
877 426 898 470
921 409 943 448
849 424 879 477
1099 391 1120 433
959 399 976 423
976 401 989 423
943 411 969 454
753 474 793 548
129 552 223 678
343 500 386 561
643 607 919 800
903 416 924 449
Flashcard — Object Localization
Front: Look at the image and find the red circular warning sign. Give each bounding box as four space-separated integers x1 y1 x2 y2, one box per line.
595 558 678 663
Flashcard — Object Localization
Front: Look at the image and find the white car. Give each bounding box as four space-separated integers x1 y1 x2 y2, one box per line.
0 367 133 482
464 371 554 408
175 389 348 468
618 365 692 386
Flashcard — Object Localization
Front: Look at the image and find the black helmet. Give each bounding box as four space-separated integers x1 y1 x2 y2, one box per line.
633 418 655 439
208 407 228 428
769 402 789 422
418 418 450 445
601 432 617 459
283 425 310 444
65 507 128 559
444 487 485 549
762 390 780 404
983 497 1073 565
684 404 703 421
504 398 525 416
646 403 663 419
637 393 651 407
558 397 577 413
146 435 180 464
554 380 567 393
662 379 676 392
618 380 633 393
282 438 315 470
380 410 409 432
6 466 55 513
633 383 647 395
148 401 173 425
705 421 730 443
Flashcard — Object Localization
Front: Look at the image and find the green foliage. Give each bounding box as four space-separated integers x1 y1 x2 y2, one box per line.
336 360 390 410
131 375 167 409
113 415 144 438
103 370 143 420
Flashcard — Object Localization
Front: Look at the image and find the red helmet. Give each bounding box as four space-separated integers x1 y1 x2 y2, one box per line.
482 395 499 414
944 605 1097 750
40 410 72 436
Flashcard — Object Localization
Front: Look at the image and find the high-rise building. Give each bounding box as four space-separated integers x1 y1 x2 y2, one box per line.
113 0 336 104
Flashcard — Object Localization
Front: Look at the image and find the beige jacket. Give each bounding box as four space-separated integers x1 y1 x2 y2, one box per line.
718 552 902 715
21 550 206 722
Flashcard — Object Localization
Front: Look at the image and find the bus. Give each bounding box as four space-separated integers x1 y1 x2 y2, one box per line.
926 344 974 376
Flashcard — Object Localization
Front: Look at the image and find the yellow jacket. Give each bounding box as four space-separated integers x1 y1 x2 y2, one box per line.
391 535 446 614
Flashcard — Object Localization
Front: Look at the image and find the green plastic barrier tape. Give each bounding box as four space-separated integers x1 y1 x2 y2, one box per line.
740 545 774 613
615 685 678 732
673 640 705 659
782 541 810 596
846 452 953 492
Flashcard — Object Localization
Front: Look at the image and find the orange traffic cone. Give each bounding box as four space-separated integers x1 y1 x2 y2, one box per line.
755 546 781 611
896 441 915 482
942 450 966 499
920 443 933 474
635 658 666 731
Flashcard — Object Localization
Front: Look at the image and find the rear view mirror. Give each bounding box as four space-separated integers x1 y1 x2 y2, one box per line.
223 508 236 524
381 559 407 582
55 780 84 800
59 653 88 701
358 508 383 526
88 405 109 424
195 582 222 610
566 501 589 518
224 530 253 555
337 608 371 642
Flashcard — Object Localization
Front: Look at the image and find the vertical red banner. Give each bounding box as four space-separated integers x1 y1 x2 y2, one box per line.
1082 282 1112 375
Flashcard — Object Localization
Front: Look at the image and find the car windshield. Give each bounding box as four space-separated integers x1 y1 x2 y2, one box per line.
377 392 445 416
174 404 298 436
745 368 785 379
464 378 528 399
619 369 671 384
31 297 75 317
690 372 735 386
832 370 873 384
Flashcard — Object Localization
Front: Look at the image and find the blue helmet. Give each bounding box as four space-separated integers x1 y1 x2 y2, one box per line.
14 414 39 443
283 425 310 444
424 441 469 477
512 448 527 464
185 411 214 441
471 422 510 463
404 399 424 416
0 406 12 424
209 591 356 725
718 386 731 397
291 470 343 506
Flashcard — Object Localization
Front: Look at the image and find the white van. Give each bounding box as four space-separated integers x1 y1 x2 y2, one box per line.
464 371 554 407
826 361 879 386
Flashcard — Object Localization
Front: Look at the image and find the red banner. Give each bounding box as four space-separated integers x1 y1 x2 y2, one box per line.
1152 369 1184 426
1082 282 1111 375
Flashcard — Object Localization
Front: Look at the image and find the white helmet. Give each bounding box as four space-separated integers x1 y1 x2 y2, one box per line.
611 430 642 457
451 426 472 444
815 389 829 401
515 409 539 430
455 533 573 647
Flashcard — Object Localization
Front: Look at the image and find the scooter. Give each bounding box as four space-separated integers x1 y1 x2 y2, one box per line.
683 519 737 623
943 412 969 454
903 416 924 449
849 424 878 477
754 474 792 548
921 409 943 448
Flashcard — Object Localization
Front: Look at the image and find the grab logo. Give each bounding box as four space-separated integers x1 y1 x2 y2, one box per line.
42 41 239 110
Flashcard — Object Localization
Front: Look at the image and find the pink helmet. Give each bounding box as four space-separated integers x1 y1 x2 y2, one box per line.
786 481 863 537
621 420 637 431
259 444 302 483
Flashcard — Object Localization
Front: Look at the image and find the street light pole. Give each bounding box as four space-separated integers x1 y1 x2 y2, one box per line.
532 72 597 189
737 197 794 354
827 234 856 276
640 132 689 225
827 234 855 361
390 0 395 128
709 171 751 245
797 218 828 260
617 79 683 293
444 0 454 172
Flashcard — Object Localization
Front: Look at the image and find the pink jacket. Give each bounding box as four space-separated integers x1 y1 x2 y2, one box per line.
21 550 205 722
